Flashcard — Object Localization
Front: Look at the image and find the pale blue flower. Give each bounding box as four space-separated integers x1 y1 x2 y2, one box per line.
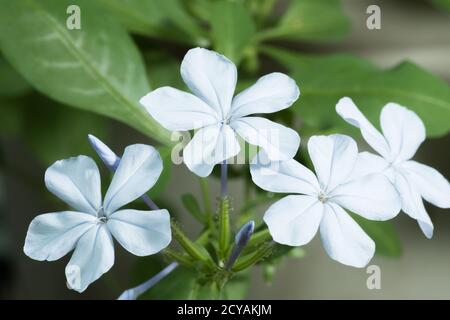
140 47 300 177
24 144 171 292
251 135 401 268
336 97 450 238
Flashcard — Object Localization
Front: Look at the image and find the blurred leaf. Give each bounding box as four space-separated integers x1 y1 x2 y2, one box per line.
1 93 109 165
130 255 166 285
221 272 249 300
140 265 250 299
149 146 172 199
23 95 109 165
209 0 256 63
144 52 186 89
263 46 450 137
267 244 305 262
258 0 350 42
0 99 24 136
244 0 278 27
186 0 212 21
98 0 204 44
157 0 204 42
0 56 31 98
431 0 450 12
0 172 10 255
261 246 305 284
0 0 171 145
352 214 402 257
97 0 165 36
240 192 281 216
182 193 205 223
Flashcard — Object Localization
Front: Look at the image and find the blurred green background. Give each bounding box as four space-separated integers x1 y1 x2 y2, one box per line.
0 0 449 299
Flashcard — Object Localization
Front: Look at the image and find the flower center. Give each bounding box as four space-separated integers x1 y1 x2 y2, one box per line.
96 207 107 223
318 192 328 203
220 117 231 125
97 216 108 224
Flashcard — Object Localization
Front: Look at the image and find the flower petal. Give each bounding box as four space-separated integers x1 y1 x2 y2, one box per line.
140 87 219 131
401 161 450 208
336 97 390 159
264 195 323 246
231 117 300 161
330 173 401 221
393 169 434 238
183 124 240 177
88 134 120 171
380 103 425 162
308 134 358 192
103 144 162 214
65 225 114 293
45 156 102 216
230 72 300 119
24 211 96 261
349 151 390 180
250 151 319 195
320 203 375 268
107 209 171 256
180 48 237 118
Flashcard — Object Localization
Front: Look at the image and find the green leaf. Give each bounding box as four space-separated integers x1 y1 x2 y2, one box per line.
149 146 172 199
209 0 256 63
1 93 109 165
432 0 450 12
144 52 186 89
0 0 171 145
258 0 350 42
263 46 450 137
0 56 31 97
25 94 110 165
140 265 250 299
97 0 164 36
0 98 24 136
158 0 204 42
98 0 204 44
181 193 205 223
351 214 402 257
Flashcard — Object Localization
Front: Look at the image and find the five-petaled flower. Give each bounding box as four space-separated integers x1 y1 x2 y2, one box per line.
250 134 401 267
24 144 172 292
336 97 450 238
140 47 300 177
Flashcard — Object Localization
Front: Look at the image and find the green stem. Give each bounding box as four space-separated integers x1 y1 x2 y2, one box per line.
199 178 213 228
255 27 290 43
232 241 275 272
196 229 210 246
218 197 231 262
164 229 211 266
188 281 201 300
255 0 278 28
211 280 224 300
171 221 212 265
163 248 193 267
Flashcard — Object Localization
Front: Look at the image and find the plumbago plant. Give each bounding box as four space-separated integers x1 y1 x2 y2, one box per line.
22 48 450 298
1 0 450 299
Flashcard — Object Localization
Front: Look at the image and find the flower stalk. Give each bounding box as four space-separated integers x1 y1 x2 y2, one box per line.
232 241 275 272
171 220 213 267
218 197 231 262
163 248 194 267
199 178 213 229
220 160 228 198
118 262 178 300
